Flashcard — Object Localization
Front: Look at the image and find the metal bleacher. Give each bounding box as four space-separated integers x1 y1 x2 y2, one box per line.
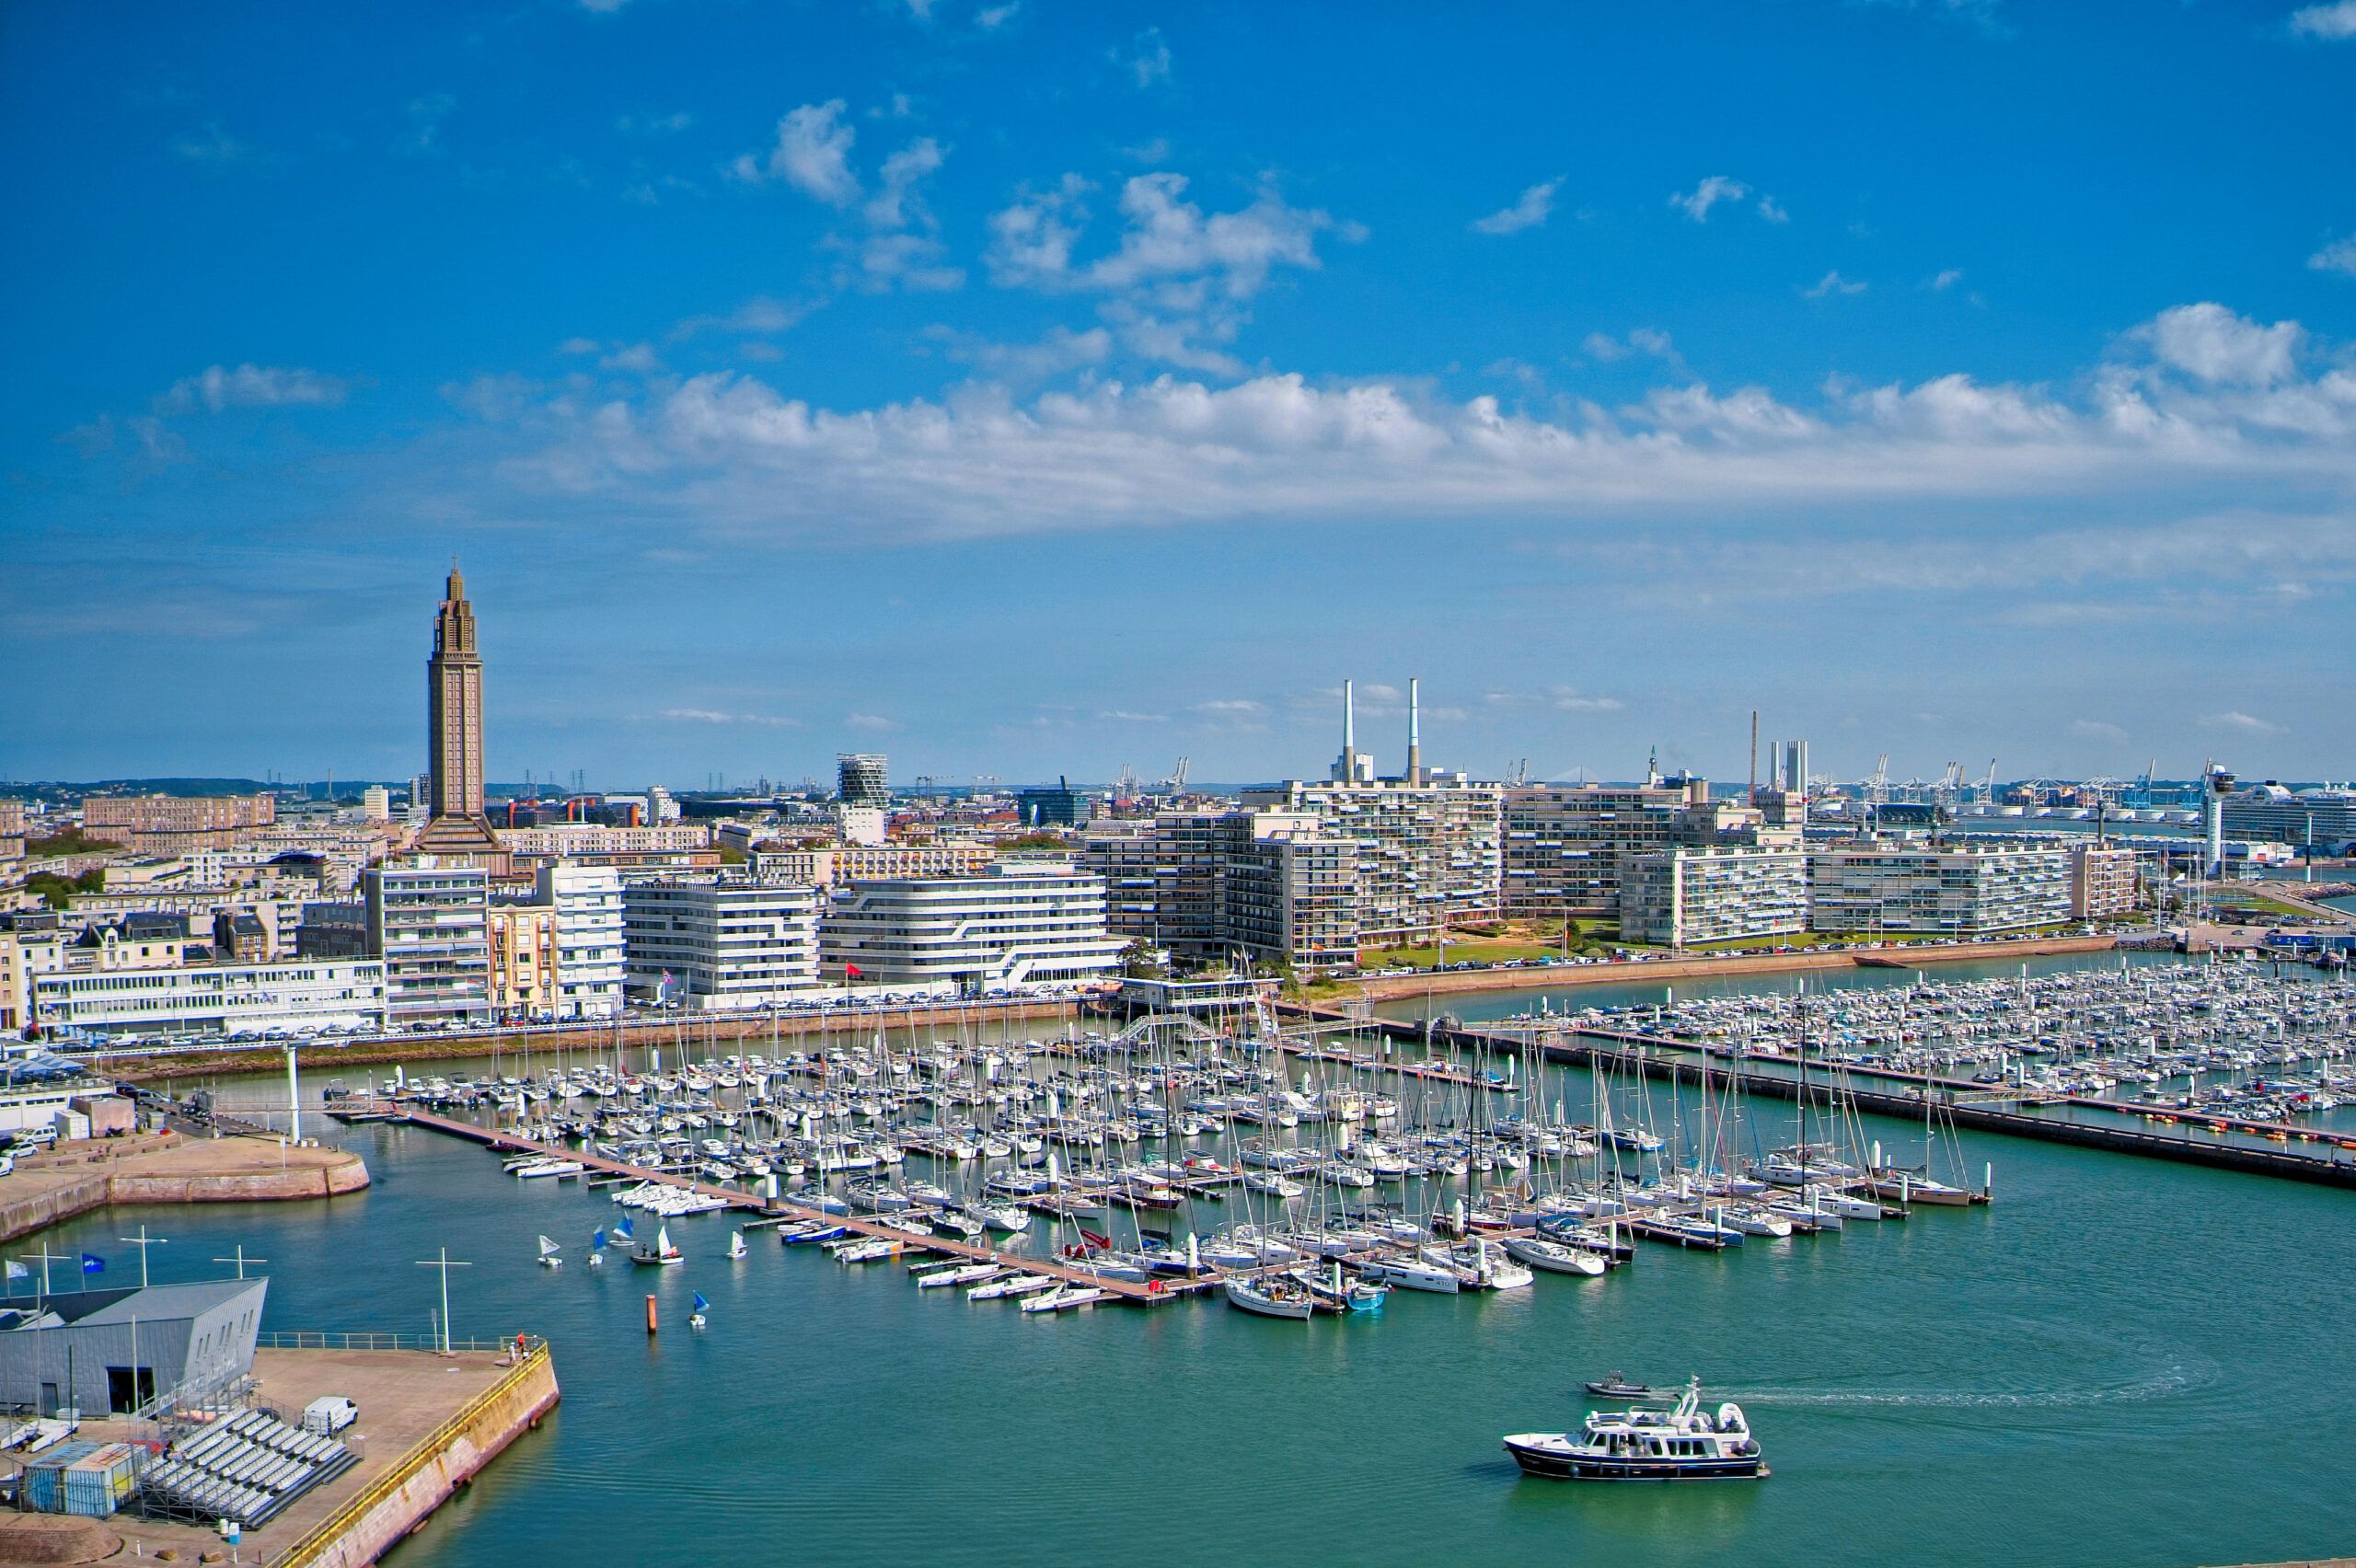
134 1407 359 1528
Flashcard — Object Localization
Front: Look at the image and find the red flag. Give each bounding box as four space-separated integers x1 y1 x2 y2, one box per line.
846 963 862 978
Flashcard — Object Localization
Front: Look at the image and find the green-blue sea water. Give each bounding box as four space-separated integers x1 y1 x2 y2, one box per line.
35 953 2356 1568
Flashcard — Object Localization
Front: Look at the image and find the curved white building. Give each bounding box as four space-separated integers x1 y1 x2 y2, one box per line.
820 866 1123 990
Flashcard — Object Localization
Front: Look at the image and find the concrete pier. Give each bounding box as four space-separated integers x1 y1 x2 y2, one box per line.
0 1132 371 1245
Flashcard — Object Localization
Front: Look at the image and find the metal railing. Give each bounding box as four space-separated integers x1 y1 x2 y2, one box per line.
258 1331 544 1355
269 1339 552 1567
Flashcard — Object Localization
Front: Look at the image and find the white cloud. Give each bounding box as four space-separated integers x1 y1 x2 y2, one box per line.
156 363 348 415
735 99 860 204
846 712 902 732
1194 698 1265 715
2289 0 2356 40
1115 28 1172 87
976 3 1020 28
617 110 692 135
169 122 249 167
668 295 813 343
865 137 945 230
398 94 456 156
1929 268 1965 290
2139 302 2302 386
2203 710 2283 734
2071 719 2128 742
1804 270 1868 298
2310 234 2356 277
1670 176 1747 222
1472 179 1561 236
929 324 1113 380
652 708 797 727
1098 709 1167 722
579 0 631 11
478 302 2356 545
1757 195 1789 224
600 342 663 373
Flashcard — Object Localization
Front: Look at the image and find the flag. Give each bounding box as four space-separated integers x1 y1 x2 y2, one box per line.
79 1253 104 1275
692 1291 710 1312
3 1262 25 1282
846 963 862 978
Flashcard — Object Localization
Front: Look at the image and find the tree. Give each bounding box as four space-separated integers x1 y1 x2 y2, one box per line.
1121 940 1168 979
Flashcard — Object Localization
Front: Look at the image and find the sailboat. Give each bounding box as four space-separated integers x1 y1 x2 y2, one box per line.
632 1223 684 1266
588 1228 606 1267
688 1290 710 1330
727 1229 747 1260
537 1234 563 1269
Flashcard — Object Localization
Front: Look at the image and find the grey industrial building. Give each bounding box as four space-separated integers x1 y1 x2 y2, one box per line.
0 1279 268 1417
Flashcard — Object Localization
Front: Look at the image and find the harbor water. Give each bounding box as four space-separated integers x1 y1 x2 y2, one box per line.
43 954 2354 1568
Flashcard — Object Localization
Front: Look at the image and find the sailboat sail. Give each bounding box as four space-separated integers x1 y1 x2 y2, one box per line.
692 1291 710 1312
537 1234 560 1257
591 1229 606 1251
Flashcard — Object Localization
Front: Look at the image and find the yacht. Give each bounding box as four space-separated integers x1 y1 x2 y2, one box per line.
1503 1379 1766 1482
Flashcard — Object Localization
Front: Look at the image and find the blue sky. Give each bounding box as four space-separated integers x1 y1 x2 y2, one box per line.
5 0 2354 790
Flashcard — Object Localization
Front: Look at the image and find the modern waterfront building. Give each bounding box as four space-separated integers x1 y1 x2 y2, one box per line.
0 1278 268 1417
410 567 509 870
1078 810 1362 974
622 881 821 1009
362 861 492 1028
819 866 1124 990
837 754 890 809
1807 845 2073 936
538 864 625 1020
1240 778 1501 944
31 957 388 1040
1621 847 1809 947
79 794 276 855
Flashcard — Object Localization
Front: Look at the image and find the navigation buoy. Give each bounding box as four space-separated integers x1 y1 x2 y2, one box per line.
645 1294 659 1334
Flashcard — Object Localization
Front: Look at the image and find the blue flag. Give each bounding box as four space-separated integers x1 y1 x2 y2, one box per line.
79 1253 104 1275
4 1262 27 1282
692 1291 710 1312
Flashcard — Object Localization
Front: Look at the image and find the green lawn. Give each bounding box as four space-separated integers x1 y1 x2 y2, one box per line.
1361 938 1574 969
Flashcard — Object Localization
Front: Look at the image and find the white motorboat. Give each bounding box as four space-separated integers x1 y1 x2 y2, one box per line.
1503 1378 1767 1482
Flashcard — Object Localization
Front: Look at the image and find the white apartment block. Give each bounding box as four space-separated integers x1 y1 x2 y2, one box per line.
33 958 387 1040
498 823 711 859
750 843 995 890
623 881 821 1010
1500 781 1703 917
1621 847 1809 947
363 861 492 1027
820 866 1124 989
538 864 626 1020
1808 845 2073 936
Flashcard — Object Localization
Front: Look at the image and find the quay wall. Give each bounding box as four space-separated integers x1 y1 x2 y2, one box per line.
1349 936 2119 1003
107 998 1080 1085
0 1138 372 1245
280 1344 560 1568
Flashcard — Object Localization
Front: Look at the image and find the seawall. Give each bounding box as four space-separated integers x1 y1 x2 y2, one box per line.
279 1343 560 1568
0 1134 371 1245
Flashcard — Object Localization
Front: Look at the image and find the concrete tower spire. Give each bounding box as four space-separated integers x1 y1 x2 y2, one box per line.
1406 676 1424 784
412 565 509 870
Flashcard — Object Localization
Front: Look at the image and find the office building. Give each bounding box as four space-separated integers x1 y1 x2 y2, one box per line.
820 866 1124 990
538 864 625 1020
623 881 821 1009
837 754 890 809
362 861 491 1028
31 957 387 1040
1808 845 2073 936
1621 847 1809 947
361 786 391 823
1017 779 1099 829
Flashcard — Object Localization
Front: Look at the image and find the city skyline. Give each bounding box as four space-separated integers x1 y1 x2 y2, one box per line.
6 3 2353 783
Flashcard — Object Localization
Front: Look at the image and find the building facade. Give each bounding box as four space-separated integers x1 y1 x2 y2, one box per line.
538 864 625 1020
1621 847 1809 947
2070 847 2142 919
1807 845 2073 935
0 1279 267 1417
1240 778 1502 944
819 867 1124 989
412 567 507 869
749 842 995 889
362 862 491 1028
32 958 387 1040
486 902 558 1021
79 794 276 855
1500 781 1692 917
498 823 711 859
622 881 821 1009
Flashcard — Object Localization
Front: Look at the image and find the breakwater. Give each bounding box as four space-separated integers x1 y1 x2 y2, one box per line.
0 1132 371 1244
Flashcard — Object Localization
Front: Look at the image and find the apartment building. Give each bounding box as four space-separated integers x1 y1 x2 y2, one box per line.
362 861 492 1028
1240 779 1501 944
1807 845 2073 935
1500 780 1693 917
623 881 821 1009
1621 847 1809 947
32 957 387 1040
80 794 276 854
538 864 625 1020
2070 847 2142 919
749 843 995 890
497 823 712 859
1079 810 1362 974
487 901 559 1021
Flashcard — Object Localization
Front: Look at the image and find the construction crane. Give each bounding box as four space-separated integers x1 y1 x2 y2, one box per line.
1159 756 1190 793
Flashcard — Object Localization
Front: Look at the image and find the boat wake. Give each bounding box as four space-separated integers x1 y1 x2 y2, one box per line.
1732 1361 2212 1411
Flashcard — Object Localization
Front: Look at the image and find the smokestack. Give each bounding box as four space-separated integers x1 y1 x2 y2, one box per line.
1407 677 1424 784
1344 678 1356 755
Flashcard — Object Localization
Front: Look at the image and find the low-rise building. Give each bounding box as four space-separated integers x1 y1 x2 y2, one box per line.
750 843 995 890
820 866 1124 990
1622 847 1809 947
622 881 820 1009
497 822 712 859
32 957 388 1040
0 1278 268 1416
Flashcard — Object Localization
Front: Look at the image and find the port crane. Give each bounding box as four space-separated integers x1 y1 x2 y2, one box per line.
1158 756 1191 793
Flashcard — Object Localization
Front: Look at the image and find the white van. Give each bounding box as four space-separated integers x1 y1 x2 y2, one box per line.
301 1397 359 1435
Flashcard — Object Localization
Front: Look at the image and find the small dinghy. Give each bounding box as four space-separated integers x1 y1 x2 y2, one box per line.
1584 1372 1657 1399
537 1235 563 1269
